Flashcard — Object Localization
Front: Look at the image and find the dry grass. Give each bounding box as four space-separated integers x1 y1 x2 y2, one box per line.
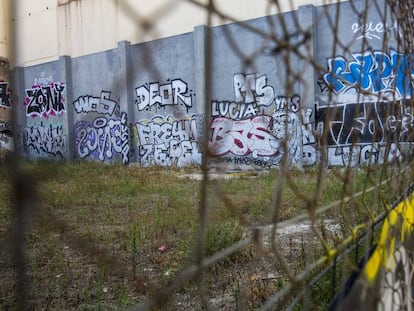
0 159 403 309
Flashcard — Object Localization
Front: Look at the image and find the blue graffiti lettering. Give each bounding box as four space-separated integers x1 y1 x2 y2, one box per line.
74 112 129 164
323 50 414 98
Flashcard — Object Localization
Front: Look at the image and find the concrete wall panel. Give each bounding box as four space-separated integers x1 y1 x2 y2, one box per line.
19 61 68 160
315 1 412 167
129 33 201 167
70 48 129 164
5 0 412 169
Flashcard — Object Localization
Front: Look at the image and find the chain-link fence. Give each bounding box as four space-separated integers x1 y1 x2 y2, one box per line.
1 0 414 310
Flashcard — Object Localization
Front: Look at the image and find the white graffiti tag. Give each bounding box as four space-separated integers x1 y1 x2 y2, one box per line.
212 74 275 120
73 91 117 116
75 112 129 164
351 21 401 40
24 122 65 158
136 115 201 167
135 79 192 111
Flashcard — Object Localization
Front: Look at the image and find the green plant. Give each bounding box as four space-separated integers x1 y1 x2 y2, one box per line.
129 221 147 276
0 160 406 310
204 221 244 260
115 286 131 308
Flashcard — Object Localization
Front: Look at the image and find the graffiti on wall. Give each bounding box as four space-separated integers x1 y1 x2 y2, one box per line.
74 112 130 164
0 81 11 109
0 80 12 152
210 74 317 166
0 131 11 149
24 73 66 118
212 74 275 120
209 116 279 157
0 132 13 151
73 91 129 164
317 100 411 166
319 48 414 167
323 50 414 99
0 120 12 132
329 192 414 311
270 98 304 164
326 143 402 167
73 91 117 116
136 115 201 167
301 108 317 166
215 156 275 169
23 122 66 159
209 107 316 165
318 101 414 145
135 79 193 112
351 20 400 40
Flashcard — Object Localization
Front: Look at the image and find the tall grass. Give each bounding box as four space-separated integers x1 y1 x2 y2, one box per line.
0 160 401 309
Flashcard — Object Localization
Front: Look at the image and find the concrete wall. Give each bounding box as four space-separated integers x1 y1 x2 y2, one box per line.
0 0 12 154
315 0 413 167
7 0 413 169
0 57 12 153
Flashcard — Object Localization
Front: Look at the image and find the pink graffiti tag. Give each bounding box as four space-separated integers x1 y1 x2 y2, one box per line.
209 116 279 156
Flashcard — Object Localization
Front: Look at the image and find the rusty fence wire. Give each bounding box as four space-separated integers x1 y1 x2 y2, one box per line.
2 0 414 310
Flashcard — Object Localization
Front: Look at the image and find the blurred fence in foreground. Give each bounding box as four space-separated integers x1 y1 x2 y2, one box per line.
2 0 414 310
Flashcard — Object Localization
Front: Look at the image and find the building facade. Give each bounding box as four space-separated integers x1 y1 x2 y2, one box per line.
2 0 341 66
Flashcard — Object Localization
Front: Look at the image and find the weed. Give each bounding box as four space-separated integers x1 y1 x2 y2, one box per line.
129 222 144 276
115 285 132 308
204 220 244 261
94 274 106 308
0 161 406 310
246 278 279 309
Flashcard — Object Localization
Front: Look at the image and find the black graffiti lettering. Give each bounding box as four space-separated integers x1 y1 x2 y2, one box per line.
0 120 12 132
120 112 130 164
24 122 65 158
139 145 153 166
319 101 414 146
0 132 13 151
25 83 66 117
0 82 11 108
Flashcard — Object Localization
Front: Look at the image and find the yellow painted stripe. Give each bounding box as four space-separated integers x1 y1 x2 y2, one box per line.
363 193 414 284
